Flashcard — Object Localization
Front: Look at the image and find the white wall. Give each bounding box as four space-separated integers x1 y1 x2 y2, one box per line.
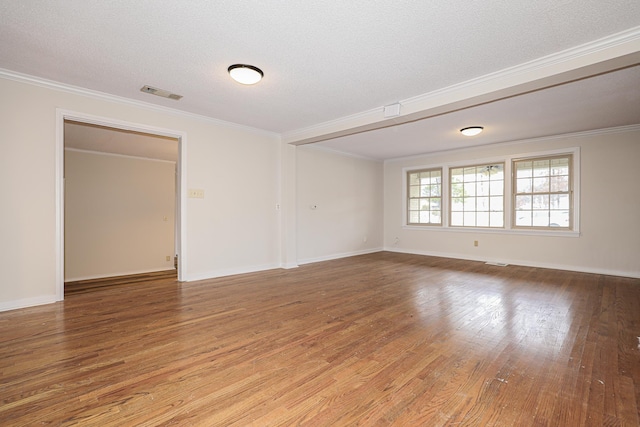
384 127 640 278
64 150 176 280
0 75 281 310
296 147 384 263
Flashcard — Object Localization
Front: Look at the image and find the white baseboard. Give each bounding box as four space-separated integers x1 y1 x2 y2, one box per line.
281 262 299 269
383 247 640 279
0 295 58 313
183 263 281 282
298 247 384 266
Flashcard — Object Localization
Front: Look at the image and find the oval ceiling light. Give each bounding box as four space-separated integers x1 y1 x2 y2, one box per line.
460 126 484 136
228 64 264 85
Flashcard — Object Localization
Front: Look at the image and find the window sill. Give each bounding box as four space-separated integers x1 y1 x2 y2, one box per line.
402 225 580 238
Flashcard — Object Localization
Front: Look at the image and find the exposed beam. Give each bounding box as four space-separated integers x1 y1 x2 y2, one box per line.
283 27 640 145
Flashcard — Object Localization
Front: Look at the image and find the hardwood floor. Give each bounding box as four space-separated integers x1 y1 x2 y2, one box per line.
64 270 178 295
1 252 639 426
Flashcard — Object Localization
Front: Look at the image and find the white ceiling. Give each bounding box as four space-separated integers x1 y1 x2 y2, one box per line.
1 1 639 160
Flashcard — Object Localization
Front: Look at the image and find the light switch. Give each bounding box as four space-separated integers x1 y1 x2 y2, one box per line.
188 188 205 198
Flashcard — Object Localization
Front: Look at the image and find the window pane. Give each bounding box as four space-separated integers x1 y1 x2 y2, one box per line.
430 211 441 223
533 177 549 193
463 212 476 226
533 211 550 227
490 212 504 227
451 212 463 226
477 182 490 196
490 164 504 180
463 197 475 210
550 175 568 192
550 158 569 175
489 180 503 195
430 198 441 210
409 173 419 185
409 199 419 210
533 195 549 210
451 168 463 183
419 211 430 223
490 196 503 212
465 183 476 197
477 212 489 227
550 210 569 227
515 212 532 226
533 160 549 177
515 195 531 210
451 198 463 211
516 178 532 193
477 197 489 212
409 186 420 197
419 198 429 210
551 194 570 210
463 167 476 182
451 183 464 198
516 161 532 178
409 211 419 223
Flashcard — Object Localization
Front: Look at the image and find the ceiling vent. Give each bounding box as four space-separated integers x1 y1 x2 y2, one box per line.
140 85 183 100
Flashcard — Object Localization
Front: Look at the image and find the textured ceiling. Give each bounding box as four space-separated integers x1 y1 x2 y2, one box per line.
1 1 639 159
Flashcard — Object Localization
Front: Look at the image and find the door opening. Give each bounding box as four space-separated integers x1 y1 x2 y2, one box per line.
55 110 187 300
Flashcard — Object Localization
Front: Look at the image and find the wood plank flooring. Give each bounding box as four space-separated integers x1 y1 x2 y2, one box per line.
1 252 639 426
64 270 178 295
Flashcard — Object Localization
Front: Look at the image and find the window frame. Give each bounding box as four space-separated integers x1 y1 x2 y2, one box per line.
449 162 505 229
406 167 443 226
402 147 580 236
512 154 574 231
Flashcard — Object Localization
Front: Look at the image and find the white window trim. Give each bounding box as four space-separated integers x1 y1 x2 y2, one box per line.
402 147 580 236
406 167 443 226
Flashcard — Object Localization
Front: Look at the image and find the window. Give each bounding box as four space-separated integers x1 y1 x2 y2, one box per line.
450 163 504 228
513 155 572 229
407 168 442 225
403 149 578 233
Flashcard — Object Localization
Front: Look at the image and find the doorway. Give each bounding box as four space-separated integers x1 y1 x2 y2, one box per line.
55 110 187 300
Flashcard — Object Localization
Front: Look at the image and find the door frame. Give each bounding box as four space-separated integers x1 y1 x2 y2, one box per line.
55 109 188 300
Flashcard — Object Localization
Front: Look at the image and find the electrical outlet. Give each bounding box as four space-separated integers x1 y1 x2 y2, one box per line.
474 240 479 247
166 256 171 261
188 188 205 198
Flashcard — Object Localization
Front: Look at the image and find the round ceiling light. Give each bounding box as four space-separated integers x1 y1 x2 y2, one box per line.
460 126 484 136
228 64 264 85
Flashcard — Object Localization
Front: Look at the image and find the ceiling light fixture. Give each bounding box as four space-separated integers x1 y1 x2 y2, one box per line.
460 126 484 136
228 64 264 85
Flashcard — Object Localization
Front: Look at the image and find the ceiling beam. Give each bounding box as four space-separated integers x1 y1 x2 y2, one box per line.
283 26 640 146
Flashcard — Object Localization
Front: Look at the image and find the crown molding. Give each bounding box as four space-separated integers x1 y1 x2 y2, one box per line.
283 26 640 145
0 68 280 138
384 124 640 163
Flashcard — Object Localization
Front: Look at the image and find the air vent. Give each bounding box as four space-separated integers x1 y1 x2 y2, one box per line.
140 85 183 101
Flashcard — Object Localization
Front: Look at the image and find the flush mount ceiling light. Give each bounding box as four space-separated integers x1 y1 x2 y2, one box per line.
228 64 264 85
460 126 484 136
